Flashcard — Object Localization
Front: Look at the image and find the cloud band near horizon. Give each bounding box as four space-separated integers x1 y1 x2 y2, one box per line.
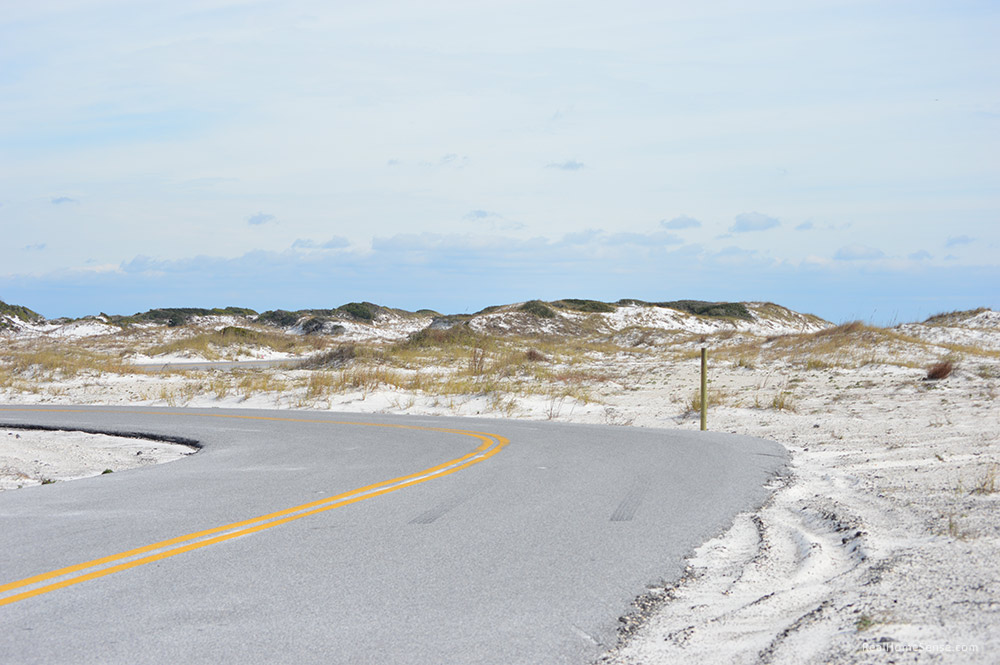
2 231 996 324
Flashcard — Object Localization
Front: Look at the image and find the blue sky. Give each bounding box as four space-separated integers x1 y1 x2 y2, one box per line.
1 0 997 323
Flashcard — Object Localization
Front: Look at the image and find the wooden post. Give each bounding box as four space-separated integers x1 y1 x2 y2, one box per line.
700 347 708 431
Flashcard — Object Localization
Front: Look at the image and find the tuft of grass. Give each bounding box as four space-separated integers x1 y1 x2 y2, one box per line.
0 367 15 389
337 302 376 322
945 512 973 540
218 326 256 339
299 316 345 335
211 376 230 399
971 463 998 495
689 387 729 413
751 302 829 327
236 371 287 398
925 360 954 381
399 324 484 350
40 478 56 485
770 391 797 412
101 468 114 474
552 298 616 313
657 300 753 321
257 309 301 327
924 308 988 325
488 393 519 417
5 346 138 378
158 386 178 406
468 347 487 375
855 614 878 632
518 300 557 318
815 321 865 337
524 349 548 363
334 367 408 395
298 346 356 369
305 371 337 399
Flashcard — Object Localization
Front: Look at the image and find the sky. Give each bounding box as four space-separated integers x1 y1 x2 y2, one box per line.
1 0 997 324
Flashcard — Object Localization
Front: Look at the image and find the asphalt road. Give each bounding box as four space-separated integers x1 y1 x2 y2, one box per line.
0 405 786 664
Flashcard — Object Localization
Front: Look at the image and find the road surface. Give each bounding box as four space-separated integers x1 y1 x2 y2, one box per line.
0 405 785 664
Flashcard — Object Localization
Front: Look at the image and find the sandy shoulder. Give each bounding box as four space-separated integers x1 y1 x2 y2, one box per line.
0 428 195 491
598 362 999 664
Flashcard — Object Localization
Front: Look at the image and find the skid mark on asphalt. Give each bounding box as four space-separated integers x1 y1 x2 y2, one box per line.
409 490 477 524
410 492 470 524
408 473 497 524
610 476 649 522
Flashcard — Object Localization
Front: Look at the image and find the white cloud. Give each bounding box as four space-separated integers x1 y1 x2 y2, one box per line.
371 228 684 257
730 212 779 233
560 229 602 245
607 231 682 246
661 216 701 230
291 237 350 250
545 160 585 171
462 209 524 231
435 154 469 168
834 244 885 261
945 235 975 248
247 212 276 226
5 231 998 326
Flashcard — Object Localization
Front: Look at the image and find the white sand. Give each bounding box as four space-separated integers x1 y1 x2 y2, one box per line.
0 428 194 490
1 305 997 662
598 363 999 664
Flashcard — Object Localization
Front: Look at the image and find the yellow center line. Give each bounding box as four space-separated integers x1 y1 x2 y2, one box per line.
0 408 509 607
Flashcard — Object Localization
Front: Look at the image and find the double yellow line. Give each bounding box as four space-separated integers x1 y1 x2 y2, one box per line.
0 409 509 607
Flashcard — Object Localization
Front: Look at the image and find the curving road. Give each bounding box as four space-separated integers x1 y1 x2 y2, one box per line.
0 406 785 664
